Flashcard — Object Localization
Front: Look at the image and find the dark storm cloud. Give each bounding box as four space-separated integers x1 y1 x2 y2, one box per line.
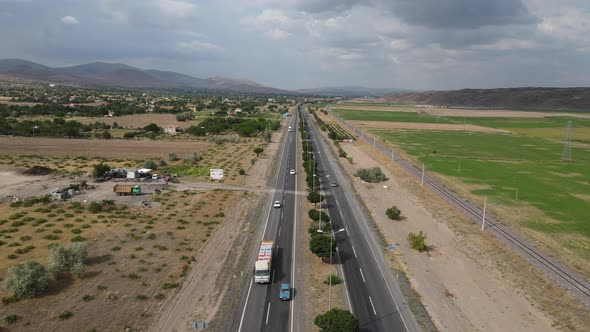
387 0 539 29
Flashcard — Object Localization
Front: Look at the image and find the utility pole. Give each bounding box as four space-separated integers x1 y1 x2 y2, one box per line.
421 163 425 185
481 196 487 230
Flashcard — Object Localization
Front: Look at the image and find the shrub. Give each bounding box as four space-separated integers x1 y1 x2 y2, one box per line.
253 147 264 157
5 314 20 324
88 202 102 214
238 168 245 175
82 295 95 302
162 283 179 289
168 152 178 161
354 166 387 183
307 191 323 204
4 261 49 299
154 293 165 300
135 294 148 300
58 311 73 320
407 231 427 252
314 308 358 332
48 242 88 278
308 209 330 222
324 274 341 285
92 163 111 179
309 234 335 259
144 159 158 170
386 206 401 220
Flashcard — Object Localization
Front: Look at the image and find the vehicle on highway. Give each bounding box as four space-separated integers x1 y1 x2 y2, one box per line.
330 181 338 187
273 200 281 208
288 126 293 132
279 283 291 300
289 169 296 175
255 240 274 283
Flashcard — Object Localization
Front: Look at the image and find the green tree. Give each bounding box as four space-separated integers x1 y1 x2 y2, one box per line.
407 231 427 252
4 261 49 299
253 146 264 157
88 202 103 213
307 191 323 204
386 206 401 220
144 159 158 170
48 243 88 278
309 234 335 259
92 163 111 179
143 123 161 133
354 166 387 183
314 308 358 332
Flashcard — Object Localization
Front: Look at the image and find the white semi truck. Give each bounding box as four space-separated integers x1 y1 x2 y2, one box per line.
255 240 274 283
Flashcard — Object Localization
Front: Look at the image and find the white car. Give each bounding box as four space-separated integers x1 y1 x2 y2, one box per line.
289 169 296 175
273 201 282 208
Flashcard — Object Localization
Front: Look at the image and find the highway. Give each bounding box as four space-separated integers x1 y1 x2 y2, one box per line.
232 110 302 332
302 108 420 332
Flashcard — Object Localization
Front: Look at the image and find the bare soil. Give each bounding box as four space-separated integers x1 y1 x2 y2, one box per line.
0 137 209 159
315 111 590 331
349 121 507 133
0 189 241 332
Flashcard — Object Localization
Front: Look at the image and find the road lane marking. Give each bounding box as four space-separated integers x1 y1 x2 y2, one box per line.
360 268 366 283
281 211 284 219
237 278 254 332
368 296 377 315
278 226 281 237
352 246 358 258
266 302 271 325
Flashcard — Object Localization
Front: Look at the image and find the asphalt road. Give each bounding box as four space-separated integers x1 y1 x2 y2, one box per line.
302 109 420 332
233 111 301 332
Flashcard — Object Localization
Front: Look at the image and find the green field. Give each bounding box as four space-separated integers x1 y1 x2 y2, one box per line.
374 130 590 256
333 109 454 124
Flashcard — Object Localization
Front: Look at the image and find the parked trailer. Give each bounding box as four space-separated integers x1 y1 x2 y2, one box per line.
113 184 141 196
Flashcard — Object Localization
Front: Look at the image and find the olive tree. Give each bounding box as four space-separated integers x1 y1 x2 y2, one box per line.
4 261 49 299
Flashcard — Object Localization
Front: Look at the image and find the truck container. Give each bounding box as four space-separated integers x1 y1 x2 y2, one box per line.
255 240 274 283
113 184 141 196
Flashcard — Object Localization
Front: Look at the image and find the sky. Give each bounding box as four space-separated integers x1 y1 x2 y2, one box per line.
0 0 589 90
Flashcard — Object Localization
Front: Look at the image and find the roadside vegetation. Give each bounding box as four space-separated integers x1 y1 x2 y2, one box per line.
314 308 359 332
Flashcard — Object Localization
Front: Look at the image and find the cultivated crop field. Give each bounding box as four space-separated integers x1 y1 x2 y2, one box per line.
0 189 242 331
327 105 590 276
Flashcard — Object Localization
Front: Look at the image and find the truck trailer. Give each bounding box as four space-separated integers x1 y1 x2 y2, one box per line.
113 184 141 196
255 240 274 283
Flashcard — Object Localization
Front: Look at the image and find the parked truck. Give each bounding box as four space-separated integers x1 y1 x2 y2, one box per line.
255 240 274 283
113 184 141 196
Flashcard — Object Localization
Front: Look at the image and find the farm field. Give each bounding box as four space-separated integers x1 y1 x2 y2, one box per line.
332 109 455 123
373 129 590 274
333 106 590 119
72 114 195 129
0 188 255 331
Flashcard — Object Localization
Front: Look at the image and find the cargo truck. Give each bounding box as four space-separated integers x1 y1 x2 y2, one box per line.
113 184 141 196
255 240 274 283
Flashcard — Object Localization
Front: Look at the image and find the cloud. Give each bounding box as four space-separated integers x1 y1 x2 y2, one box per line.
99 0 197 27
177 40 224 53
61 15 80 25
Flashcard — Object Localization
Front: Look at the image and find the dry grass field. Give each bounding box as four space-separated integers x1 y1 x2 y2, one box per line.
0 137 210 160
0 188 250 331
72 114 196 129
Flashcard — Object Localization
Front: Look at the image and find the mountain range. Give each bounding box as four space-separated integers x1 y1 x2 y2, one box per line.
383 88 590 110
0 59 292 94
295 86 397 97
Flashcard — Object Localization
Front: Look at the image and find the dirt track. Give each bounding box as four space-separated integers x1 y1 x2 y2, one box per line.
349 121 507 133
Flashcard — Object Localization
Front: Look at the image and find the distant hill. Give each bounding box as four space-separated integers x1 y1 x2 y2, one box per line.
0 59 292 94
382 88 590 110
297 86 398 97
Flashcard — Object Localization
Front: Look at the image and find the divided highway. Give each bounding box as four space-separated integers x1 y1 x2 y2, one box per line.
233 111 301 332
302 108 420 332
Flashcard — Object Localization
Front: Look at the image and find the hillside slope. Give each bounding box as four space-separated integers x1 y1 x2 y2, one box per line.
0 59 291 94
383 88 590 110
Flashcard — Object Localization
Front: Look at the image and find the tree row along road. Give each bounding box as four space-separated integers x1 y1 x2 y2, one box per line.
326 107 590 308
303 108 421 332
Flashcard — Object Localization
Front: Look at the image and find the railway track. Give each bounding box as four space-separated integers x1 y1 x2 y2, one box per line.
326 107 590 306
